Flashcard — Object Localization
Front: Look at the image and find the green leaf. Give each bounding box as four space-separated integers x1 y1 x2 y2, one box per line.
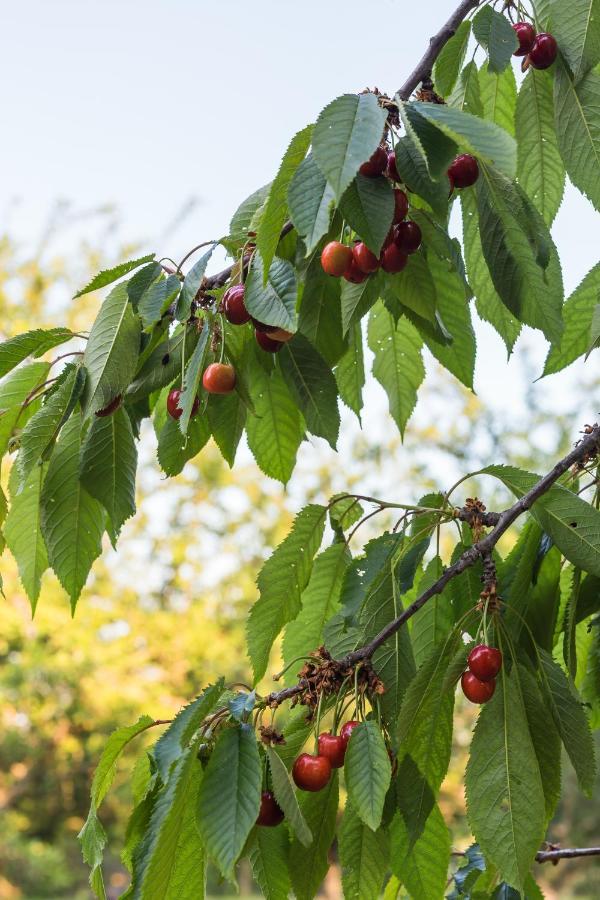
127 325 199 403
393 136 451 219
127 262 164 311
74 254 155 298
287 154 335 254
448 60 484 116
258 124 313 279
92 715 154 808
138 274 181 331
587 301 600 357
385 253 437 324
344 721 391 831
298 257 346 366
80 407 137 535
330 495 364 532
554 61 600 212
339 174 394 255
313 93 388 201
207 392 246 467
409 101 517 178
367 301 425 438
339 532 404 619
266 747 312 846
40 412 105 610
433 20 471 96
410 558 455 667
335 323 364 418
516 69 565 225
279 334 340 448
0 362 50 455
421 255 476 389
249 826 291 900
289 772 338 900
178 324 210 434
341 270 384 335
389 802 450 900
339 800 388 900
229 182 271 243
157 413 210 477
247 504 326 682
465 665 546 892
78 808 108 898
399 102 458 180
196 724 262 880
245 252 298 331
176 245 216 321
518 663 562 821
4 462 49 611
83 282 141 417
472 6 519 73
552 0 600 81
0 328 74 378
153 680 224 781
544 261 600 374
479 62 517 135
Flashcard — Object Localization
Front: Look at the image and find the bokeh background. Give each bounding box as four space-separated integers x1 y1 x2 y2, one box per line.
1 1 599 897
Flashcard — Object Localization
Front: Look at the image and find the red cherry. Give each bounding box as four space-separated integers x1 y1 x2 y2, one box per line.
317 733 346 769
394 220 422 254
223 284 250 325
321 241 353 277
352 242 379 274
513 22 536 56
393 189 409 224
380 243 408 274
468 645 503 682
292 753 332 792
359 146 388 177
95 395 122 417
386 150 401 182
447 154 479 189
202 362 236 395
343 258 369 284
529 32 558 69
256 790 284 827
255 329 283 353
461 671 496 704
167 388 199 420
340 720 361 748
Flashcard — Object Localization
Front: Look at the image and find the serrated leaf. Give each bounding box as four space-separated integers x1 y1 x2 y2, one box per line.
341 270 384 335
178 323 210 434
472 6 519 73
92 715 154 808
157 413 210 477
266 748 312 846
154 681 224 781
393 135 451 219
196 724 262 879
207 391 246 467
279 334 340 448
385 252 438 324
247 504 326 682
330 495 364 532
74 254 155 298
421 255 476 389
4 462 49 611
389 802 450 900
410 558 455 667
0 361 51 455
339 174 395 255
554 61 600 212
79 406 137 534
127 325 199 403
289 772 338 900
245 252 298 331
176 244 216 321
127 262 164 311
449 60 484 116
544 261 600 374
479 62 517 135
400 102 458 179
0 328 74 378
83 282 141 417
339 800 389 900
78 808 108 898
552 0 600 81
138 274 181 331
434 20 471 96
249 826 291 900
518 663 562 821
344 721 391 831
335 322 364 418
313 93 388 201
229 182 271 243
297 257 346 366
288 154 335 254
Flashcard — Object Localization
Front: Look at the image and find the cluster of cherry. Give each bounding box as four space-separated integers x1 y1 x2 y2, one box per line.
512 20 558 69
460 644 503 704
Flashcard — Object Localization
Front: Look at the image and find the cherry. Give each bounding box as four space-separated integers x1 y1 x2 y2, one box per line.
256 790 284 827
340 720 361 748
394 220 422 254
255 329 283 353
468 645 502 682
461 671 496 704
529 32 558 69
386 150 401 183
167 388 199 420
202 362 236 395
380 243 408 274
343 258 369 284
321 241 353 277
223 284 250 325
95 395 122 417
317 733 346 769
513 22 536 57
352 242 379 274
359 146 388 178
292 753 332 792
447 154 479 189
393 189 409 224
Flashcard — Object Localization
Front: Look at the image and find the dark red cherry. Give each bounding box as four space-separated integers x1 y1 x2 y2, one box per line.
223 284 250 325
352 242 379 274
394 220 422 254
256 790 284 827
202 362 236 395
386 150 401 182
468 645 503 682
321 241 353 277
513 22 536 57
95 395 122 417
447 154 479 189
461 671 496 704
255 329 283 353
359 146 388 177
393 189 409 224
343 258 369 284
167 388 199 420
292 753 332 792
380 243 408 274
340 720 361 748
317 733 346 769
529 32 558 69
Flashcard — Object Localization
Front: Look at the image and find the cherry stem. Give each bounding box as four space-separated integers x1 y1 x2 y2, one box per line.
272 655 319 682
313 691 324 753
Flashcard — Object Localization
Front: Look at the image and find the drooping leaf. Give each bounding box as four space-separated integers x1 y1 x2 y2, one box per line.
287 154 335 255
279 334 340 448
138 274 181 332
448 60 484 116
249 826 291 900
92 716 154 809
0 328 74 378
153 680 225 781
479 62 517 135
157 413 210 477
421 255 476 389
399 102 458 180
335 322 364 418
518 663 562 821
472 6 519 73
4 462 49 611
178 323 210 434
344 721 391 831
433 20 471 96
552 0 600 82
410 558 455 668
0 361 50 455
127 325 199 403
289 772 338 900
78 808 108 899
207 391 246 467
385 252 438 324
393 135 451 219
297 257 346 366
229 182 271 244
80 406 137 535
176 244 216 321
554 61 600 212
245 252 298 331
266 747 312 846
544 261 600 374
389 802 451 900
339 800 389 900
341 270 384 335
339 174 395 256
74 254 155 298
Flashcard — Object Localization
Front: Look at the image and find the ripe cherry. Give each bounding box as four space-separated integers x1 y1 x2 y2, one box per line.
343 258 369 284
386 150 401 182
529 32 558 69
447 154 479 189
321 241 353 277
256 790 284 827
223 284 250 325
461 671 496 704
317 733 346 769
513 22 536 57
393 189 409 224
202 362 236 394
167 388 199 420
95 395 122 417
359 146 388 178
380 243 408 274
292 753 332 792
394 220 422 254
255 329 283 353
352 242 379 274
340 720 361 747
468 645 503 682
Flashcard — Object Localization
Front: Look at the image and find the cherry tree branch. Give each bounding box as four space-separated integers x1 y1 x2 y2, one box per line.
536 846 600 863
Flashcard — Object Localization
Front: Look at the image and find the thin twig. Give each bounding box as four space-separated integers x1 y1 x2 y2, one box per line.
536 846 600 863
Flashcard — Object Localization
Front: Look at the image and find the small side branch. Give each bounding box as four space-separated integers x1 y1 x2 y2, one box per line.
536 845 600 864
